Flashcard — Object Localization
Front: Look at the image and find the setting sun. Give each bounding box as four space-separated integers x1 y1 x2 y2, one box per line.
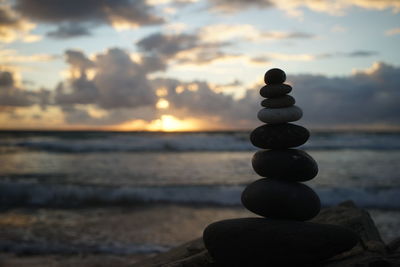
145 114 199 132
161 115 182 131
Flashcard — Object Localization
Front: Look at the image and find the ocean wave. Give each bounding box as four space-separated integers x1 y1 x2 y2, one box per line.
3 132 400 152
10 134 253 152
1 182 399 209
0 240 169 255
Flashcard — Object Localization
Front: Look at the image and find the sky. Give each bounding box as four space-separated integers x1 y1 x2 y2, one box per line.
0 0 399 131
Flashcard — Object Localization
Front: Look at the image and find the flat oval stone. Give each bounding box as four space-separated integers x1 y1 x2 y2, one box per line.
260 84 292 98
261 95 295 108
257 106 302 124
250 123 309 149
241 178 320 220
264 68 286 84
203 218 359 267
252 149 318 181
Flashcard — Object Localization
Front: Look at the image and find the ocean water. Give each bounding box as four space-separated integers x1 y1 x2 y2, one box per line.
0 131 399 258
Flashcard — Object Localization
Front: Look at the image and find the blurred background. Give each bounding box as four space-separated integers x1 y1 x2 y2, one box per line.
0 0 400 265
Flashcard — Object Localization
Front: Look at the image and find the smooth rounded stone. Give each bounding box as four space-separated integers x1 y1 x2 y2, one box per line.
252 149 318 181
250 123 309 149
261 95 295 108
257 106 302 124
264 68 286 84
260 84 292 98
241 178 321 220
203 218 359 267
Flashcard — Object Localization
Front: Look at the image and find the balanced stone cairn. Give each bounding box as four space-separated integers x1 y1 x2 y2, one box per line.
203 68 359 266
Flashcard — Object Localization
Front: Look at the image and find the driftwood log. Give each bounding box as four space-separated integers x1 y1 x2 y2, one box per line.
133 201 400 267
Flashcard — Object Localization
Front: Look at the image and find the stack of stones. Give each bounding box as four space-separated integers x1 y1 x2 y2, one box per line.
203 69 359 267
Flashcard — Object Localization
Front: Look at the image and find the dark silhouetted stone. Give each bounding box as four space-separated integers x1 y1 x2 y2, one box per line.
257 106 302 124
252 149 318 181
241 178 320 220
264 68 286 84
250 123 309 149
260 84 292 98
203 218 359 267
261 95 295 108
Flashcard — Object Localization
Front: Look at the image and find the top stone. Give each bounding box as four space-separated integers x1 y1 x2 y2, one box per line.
264 68 286 84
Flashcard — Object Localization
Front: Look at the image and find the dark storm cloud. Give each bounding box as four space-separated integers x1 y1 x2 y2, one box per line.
14 0 163 24
0 5 18 26
137 33 199 57
55 75 99 105
65 50 94 71
0 71 13 86
141 55 167 73
0 70 43 107
55 51 400 128
12 0 164 37
151 78 259 128
290 62 400 126
55 48 158 110
137 32 234 65
47 24 91 38
0 4 31 41
150 62 400 129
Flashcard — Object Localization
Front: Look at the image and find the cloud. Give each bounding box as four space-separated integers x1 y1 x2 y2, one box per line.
250 50 378 63
137 32 235 65
316 50 378 59
0 70 40 107
56 48 158 110
47 24 91 38
0 4 41 43
54 48 166 125
60 105 157 126
290 62 400 127
150 78 260 129
13 0 164 37
0 50 58 77
385 27 400 36
4 50 400 129
64 50 94 73
208 0 274 13
136 26 314 68
137 33 200 58
0 49 57 64
150 61 400 129
207 0 400 15
147 0 198 5
199 24 315 42
345 50 378 57
0 70 13 86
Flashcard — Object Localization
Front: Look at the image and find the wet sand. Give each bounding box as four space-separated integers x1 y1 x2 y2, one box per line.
0 204 399 266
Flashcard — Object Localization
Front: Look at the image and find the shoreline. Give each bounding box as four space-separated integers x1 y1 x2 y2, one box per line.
0 203 399 266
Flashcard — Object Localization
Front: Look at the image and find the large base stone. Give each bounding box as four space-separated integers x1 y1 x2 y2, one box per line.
203 218 359 267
